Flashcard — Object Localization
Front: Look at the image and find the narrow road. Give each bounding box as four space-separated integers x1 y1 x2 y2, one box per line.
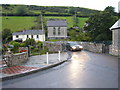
2 50 118 88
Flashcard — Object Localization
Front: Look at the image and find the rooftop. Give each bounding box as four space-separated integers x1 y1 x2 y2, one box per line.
12 30 44 35
47 20 67 27
110 19 120 30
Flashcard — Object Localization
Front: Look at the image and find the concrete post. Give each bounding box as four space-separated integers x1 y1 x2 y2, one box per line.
46 52 49 64
58 51 60 61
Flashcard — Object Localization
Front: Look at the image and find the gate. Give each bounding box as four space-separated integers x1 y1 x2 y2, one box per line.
102 45 109 53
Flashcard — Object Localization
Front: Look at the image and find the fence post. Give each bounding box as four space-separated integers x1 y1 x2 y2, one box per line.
58 51 60 61
46 52 49 64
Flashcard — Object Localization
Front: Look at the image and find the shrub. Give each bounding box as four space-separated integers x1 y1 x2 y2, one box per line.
34 48 39 52
30 46 34 49
20 43 26 47
24 38 36 46
37 41 43 48
9 41 21 53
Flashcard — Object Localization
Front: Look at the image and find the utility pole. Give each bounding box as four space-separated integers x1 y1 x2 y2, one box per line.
75 7 77 27
75 7 77 21
41 14 44 34
40 12 45 51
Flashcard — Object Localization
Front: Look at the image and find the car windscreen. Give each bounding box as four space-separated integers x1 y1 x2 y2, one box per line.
69 43 78 46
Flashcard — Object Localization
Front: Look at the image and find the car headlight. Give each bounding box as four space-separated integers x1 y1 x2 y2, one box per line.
72 46 76 49
79 46 83 48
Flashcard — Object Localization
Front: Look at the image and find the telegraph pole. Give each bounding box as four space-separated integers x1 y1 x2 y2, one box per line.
41 14 44 34
40 12 45 51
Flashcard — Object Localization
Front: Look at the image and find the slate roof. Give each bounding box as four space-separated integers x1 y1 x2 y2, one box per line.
12 30 44 35
47 20 67 27
110 19 120 30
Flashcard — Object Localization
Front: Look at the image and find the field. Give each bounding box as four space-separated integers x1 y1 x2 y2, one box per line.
2 16 88 32
2 16 37 32
78 18 89 28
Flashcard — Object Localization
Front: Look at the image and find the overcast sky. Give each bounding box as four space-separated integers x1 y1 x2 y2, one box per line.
0 0 120 12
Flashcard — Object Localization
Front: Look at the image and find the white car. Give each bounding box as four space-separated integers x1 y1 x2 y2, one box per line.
66 42 83 51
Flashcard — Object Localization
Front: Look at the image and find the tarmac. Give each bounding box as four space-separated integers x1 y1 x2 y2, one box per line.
0 52 68 81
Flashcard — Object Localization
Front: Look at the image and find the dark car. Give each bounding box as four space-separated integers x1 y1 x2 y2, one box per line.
66 42 83 51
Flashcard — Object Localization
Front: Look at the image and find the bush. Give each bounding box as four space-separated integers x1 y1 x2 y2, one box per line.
24 38 36 46
2 28 12 43
9 41 21 53
9 41 20 47
20 43 26 47
34 48 39 52
30 46 34 49
37 41 43 48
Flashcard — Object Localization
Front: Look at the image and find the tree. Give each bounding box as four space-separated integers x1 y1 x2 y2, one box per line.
24 38 36 46
84 6 117 41
2 28 12 43
104 6 115 15
73 15 79 27
37 41 43 48
69 7 75 15
16 6 28 15
68 28 91 41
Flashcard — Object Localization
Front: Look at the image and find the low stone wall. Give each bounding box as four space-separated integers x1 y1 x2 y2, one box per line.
3 52 28 66
81 42 103 53
44 42 62 52
44 41 105 53
109 45 120 56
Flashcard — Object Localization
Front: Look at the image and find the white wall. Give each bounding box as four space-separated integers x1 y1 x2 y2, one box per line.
13 34 45 42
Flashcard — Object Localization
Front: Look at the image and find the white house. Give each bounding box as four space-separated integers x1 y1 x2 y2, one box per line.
47 20 68 39
12 30 45 42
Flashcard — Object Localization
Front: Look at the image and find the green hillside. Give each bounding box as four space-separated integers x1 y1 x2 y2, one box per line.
2 16 88 32
1 4 100 17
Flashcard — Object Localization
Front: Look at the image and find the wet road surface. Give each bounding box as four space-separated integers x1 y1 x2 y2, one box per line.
2 50 118 88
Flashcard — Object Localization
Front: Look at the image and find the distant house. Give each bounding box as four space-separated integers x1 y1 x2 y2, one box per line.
110 19 120 56
47 20 68 39
12 30 45 42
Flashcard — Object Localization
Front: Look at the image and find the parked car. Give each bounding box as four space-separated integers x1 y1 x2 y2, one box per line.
66 42 83 51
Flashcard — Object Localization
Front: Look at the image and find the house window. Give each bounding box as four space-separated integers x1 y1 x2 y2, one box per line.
16 35 19 38
37 35 39 38
27 35 29 38
53 27 56 35
58 27 60 35
31 35 33 38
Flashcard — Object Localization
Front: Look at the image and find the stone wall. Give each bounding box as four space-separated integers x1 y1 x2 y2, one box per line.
3 52 28 66
44 42 62 52
110 28 120 56
80 42 103 53
109 45 120 56
44 41 106 53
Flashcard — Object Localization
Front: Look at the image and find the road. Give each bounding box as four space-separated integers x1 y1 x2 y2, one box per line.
2 50 118 88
